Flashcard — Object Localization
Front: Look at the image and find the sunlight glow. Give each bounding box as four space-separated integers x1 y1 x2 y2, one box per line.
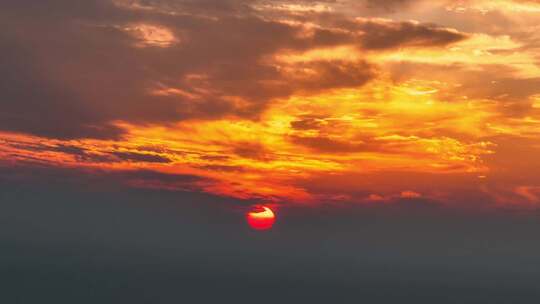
247 206 276 230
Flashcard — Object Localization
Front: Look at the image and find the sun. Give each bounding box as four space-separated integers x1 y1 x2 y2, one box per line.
246 206 276 230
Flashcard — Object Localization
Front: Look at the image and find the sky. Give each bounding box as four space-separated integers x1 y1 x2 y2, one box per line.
2 0 540 208
3 169 540 303
2 0 540 302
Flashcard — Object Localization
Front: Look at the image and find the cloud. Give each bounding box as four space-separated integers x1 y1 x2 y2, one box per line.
0 160 203 189
0 0 471 140
401 190 422 198
0 2 321 138
290 135 370 154
232 142 272 161
110 151 172 163
356 19 468 50
1 0 538 209
362 0 419 11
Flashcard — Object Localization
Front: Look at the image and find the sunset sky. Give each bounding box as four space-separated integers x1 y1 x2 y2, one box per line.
3 0 540 210
2 0 540 209
3 0 540 302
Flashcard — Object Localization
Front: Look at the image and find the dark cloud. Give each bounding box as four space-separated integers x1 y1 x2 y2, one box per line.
52 145 89 156
0 162 205 191
1 139 173 164
289 134 409 154
232 142 272 160
290 117 327 130
110 151 172 163
362 0 417 10
0 0 360 139
357 19 468 50
195 164 247 172
0 0 470 140
121 169 204 184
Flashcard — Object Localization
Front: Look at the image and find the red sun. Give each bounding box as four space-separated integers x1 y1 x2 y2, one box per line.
246 206 276 230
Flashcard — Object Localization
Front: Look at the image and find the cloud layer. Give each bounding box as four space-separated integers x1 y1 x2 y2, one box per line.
1 0 540 208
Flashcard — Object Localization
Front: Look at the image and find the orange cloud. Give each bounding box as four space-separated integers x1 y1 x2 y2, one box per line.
401 191 422 199
1 0 540 209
